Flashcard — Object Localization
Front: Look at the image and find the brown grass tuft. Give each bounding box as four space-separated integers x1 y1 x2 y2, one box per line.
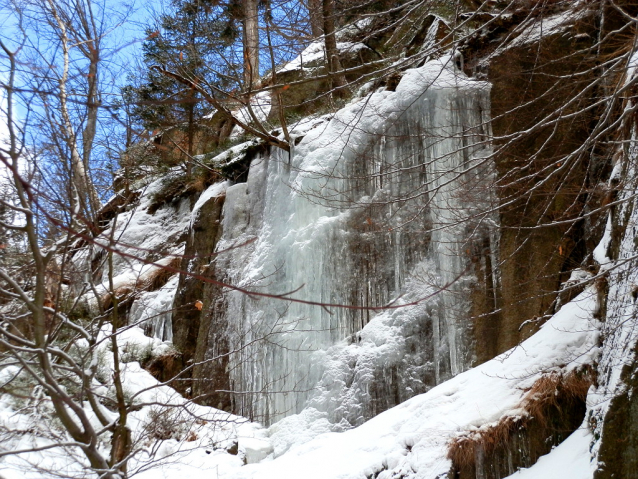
447 368 594 472
448 417 522 469
521 369 592 427
145 348 187 395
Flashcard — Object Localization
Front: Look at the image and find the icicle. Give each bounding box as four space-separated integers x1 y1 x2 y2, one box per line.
212 56 496 424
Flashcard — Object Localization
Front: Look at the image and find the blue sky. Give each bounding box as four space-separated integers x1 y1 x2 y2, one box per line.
0 0 165 198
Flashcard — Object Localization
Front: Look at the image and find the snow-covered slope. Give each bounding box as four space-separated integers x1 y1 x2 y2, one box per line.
232 288 598 479
150 283 596 479
0 326 265 479
0 279 598 479
503 426 595 479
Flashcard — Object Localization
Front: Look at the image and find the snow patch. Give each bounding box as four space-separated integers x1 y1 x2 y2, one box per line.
504 424 595 479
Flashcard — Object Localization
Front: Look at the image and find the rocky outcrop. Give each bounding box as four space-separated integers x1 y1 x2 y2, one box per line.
448 369 593 479
468 2 606 362
595 349 638 479
171 184 229 406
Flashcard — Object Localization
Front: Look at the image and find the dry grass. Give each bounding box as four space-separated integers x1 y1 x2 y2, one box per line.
522 369 591 426
447 368 594 469
448 416 521 468
147 349 180 376
146 348 187 395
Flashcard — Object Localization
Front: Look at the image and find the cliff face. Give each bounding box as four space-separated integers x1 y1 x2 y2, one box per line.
83 1 638 476
195 57 495 426
474 6 602 359
590 102 638 479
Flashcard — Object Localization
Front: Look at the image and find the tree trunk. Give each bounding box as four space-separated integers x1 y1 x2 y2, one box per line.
187 88 195 175
308 0 323 37
322 0 347 97
48 0 101 217
242 0 260 89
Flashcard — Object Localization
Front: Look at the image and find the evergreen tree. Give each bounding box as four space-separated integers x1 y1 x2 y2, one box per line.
128 0 242 157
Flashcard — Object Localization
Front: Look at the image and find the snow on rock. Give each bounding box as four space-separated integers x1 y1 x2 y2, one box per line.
242 437 275 464
129 274 180 341
234 92 272 126
588 115 638 462
79 172 193 284
92 253 181 298
191 181 229 225
505 7 589 49
278 40 371 73
224 287 598 479
503 424 595 479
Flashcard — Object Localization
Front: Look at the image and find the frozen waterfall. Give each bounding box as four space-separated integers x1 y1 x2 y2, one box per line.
212 55 495 425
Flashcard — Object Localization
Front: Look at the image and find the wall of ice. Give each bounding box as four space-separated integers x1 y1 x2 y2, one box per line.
210 55 496 425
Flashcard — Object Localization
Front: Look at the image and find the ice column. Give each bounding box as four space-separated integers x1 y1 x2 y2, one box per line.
213 56 494 424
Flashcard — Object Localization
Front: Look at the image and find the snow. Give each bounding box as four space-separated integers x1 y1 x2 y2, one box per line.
81 171 194 284
242 437 274 464
191 180 229 222
504 425 595 479
0 324 267 479
509 8 587 48
129 274 180 341
229 287 598 479
278 40 371 73
592 215 612 266
588 131 638 461
586 50 638 460
481 6 591 66
1 12 615 475
0 284 598 478
205 139 259 166
235 91 272 126
268 407 334 457
92 254 181 297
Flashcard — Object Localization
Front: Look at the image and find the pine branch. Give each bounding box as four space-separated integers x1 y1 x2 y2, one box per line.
151 66 291 152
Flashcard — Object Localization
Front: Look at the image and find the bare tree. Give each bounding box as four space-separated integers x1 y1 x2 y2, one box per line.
0 1 173 476
322 0 348 97
307 0 324 37
32 0 107 219
242 0 260 88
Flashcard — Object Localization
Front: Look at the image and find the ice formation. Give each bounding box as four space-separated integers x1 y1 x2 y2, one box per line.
212 55 495 424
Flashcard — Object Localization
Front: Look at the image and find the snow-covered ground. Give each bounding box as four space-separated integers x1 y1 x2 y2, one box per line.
0 326 267 479
503 425 595 479
229 287 599 479
0 284 599 478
